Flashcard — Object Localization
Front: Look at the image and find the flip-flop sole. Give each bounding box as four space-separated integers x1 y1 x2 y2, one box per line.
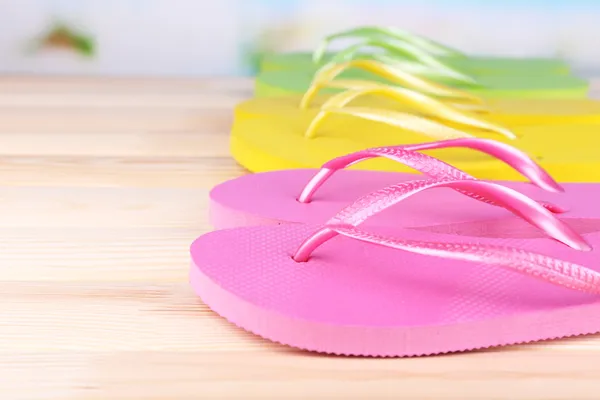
255 70 590 99
190 223 600 356
260 52 572 75
190 257 600 357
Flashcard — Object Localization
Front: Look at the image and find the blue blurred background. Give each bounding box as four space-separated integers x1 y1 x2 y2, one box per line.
1 0 599 76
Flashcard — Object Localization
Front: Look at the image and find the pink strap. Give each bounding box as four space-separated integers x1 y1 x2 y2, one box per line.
298 138 562 203
331 224 600 294
293 179 596 294
327 180 580 238
401 138 561 192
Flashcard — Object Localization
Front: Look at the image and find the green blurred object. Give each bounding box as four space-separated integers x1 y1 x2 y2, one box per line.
38 22 96 57
241 42 264 75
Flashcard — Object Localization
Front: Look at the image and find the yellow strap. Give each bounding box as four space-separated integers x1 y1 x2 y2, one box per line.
308 84 514 139
302 78 488 113
299 59 516 140
304 78 489 114
300 59 484 109
304 105 476 140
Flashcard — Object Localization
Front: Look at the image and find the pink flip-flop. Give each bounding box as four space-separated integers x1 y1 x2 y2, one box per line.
191 178 600 357
210 138 566 230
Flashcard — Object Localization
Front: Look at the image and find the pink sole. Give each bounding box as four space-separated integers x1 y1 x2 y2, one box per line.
190 260 600 357
209 196 285 230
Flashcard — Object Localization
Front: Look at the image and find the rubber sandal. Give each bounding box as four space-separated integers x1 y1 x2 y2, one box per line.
212 138 568 229
232 67 600 182
191 178 600 356
256 60 589 99
260 26 571 77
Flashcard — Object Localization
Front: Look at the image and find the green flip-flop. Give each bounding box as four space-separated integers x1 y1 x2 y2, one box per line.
259 26 571 80
255 61 589 99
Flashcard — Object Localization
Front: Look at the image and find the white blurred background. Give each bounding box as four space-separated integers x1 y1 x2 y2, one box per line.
1 0 599 76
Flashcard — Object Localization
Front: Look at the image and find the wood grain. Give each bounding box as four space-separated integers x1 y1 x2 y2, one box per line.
2 76 600 400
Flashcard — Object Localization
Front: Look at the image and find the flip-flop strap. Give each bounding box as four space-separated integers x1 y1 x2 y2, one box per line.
301 78 489 113
369 54 476 86
297 138 563 203
324 39 475 86
303 59 481 105
300 60 514 140
313 26 465 61
313 27 466 83
304 106 480 141
331 224 600 294
303 86 514 140
329 179 576 233
293 179 598 294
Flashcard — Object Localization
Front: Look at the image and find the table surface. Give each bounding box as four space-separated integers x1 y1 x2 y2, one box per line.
2 76 600 400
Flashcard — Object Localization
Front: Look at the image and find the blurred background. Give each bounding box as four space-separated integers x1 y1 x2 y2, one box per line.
1 0 599 77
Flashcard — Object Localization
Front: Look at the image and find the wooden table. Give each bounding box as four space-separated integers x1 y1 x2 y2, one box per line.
2 76 600 400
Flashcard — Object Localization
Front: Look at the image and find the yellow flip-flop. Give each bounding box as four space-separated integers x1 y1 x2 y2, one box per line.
232 61 600 182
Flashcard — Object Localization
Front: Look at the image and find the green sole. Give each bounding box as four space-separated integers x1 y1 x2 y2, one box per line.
260 52 572 77
255 69 590 99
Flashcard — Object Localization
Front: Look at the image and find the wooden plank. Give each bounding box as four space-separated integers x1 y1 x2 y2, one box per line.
0 188 216 228
0 93 247 109
0 155 244 188
0 228 199 281
0 131 231 157
0 108 234 133
0 282 263 351
0 76 254 93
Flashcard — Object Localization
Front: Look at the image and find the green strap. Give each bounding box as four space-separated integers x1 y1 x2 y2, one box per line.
376 54 479 87
326 39 477 86
313 26 464 64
